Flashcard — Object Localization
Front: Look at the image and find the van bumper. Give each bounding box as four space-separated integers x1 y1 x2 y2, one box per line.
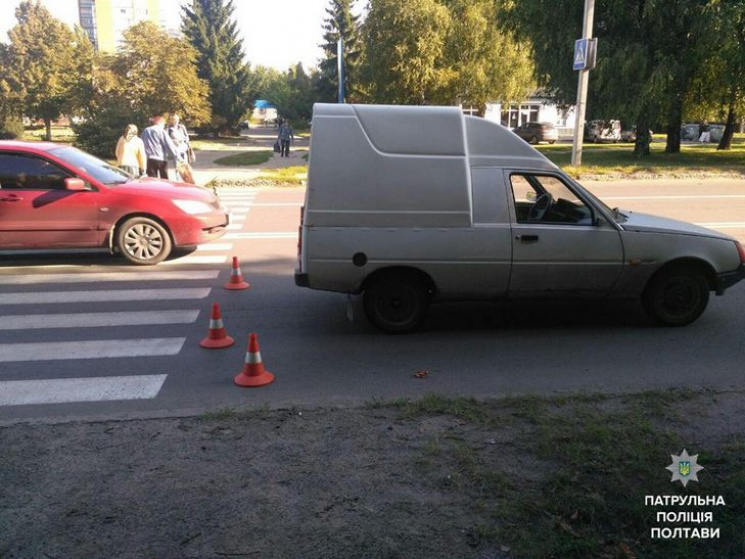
716 265 745 294
295 272 310 287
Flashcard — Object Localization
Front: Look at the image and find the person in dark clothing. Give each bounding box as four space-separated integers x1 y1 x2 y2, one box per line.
277 120 294 158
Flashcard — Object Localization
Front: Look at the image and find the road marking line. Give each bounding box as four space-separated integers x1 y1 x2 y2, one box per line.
603 195 745 200
196 243 233 251
252 203 303 207
223 232 296 240
695 222 745 229
0 338 186 363
0 288 211 305
0 374 168 406
0 271 218 285
161 255 227 265
226 223 243 230
0 310 200 330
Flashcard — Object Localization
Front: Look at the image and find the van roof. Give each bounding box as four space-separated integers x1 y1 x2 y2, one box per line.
312 103 558 171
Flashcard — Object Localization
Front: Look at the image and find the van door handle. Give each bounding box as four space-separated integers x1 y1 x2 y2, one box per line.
516 234 539 242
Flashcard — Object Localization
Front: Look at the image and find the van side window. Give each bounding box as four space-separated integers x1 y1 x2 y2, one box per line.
510 173 593 225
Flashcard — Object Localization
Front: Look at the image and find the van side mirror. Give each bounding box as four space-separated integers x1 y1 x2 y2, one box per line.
65 178 87 191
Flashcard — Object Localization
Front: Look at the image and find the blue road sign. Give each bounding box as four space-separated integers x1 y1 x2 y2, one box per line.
574 38 588 71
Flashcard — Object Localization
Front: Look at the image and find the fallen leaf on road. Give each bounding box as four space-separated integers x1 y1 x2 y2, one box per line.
414 370 429 379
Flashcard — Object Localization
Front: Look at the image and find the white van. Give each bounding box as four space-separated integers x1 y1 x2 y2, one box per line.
295 103 745 333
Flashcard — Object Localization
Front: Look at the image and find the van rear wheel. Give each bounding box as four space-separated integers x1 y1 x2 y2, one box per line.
363 275 429 334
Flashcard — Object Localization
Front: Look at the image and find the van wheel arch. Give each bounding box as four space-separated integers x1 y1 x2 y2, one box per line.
641 259 715 326
361 268 436 334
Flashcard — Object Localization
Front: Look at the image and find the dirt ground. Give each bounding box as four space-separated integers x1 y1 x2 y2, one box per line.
2 390 745 559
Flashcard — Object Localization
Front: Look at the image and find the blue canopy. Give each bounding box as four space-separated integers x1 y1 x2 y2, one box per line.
254 99 276 109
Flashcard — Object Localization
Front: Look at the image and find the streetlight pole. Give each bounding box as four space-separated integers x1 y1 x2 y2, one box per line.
571 0 595 167
337 37 345 103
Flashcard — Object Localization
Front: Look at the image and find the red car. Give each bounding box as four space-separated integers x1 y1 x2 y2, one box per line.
0 141 229 264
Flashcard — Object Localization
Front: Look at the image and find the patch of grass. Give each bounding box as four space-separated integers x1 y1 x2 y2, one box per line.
393 393 495 425
257 165 307 185
408 389 745 558
537 139 745 179
199 406 239 421
22 125 76 144
213 150 273 166
198 403 270 421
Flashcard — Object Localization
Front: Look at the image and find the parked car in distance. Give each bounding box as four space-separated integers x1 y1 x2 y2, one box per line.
0 141 229 264
620 125 653 143
584 119 622 143
296 103 745 333
512 121 558 144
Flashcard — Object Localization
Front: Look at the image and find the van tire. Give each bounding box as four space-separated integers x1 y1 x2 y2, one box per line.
641 266 709 326
363 274 429 334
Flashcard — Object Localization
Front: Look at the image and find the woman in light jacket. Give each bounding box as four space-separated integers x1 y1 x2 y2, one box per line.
115 124 146 176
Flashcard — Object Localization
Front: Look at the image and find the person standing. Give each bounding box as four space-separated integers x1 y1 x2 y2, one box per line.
168 114 191 163
277 119 294 158
141 115 181 179
115 124 146 176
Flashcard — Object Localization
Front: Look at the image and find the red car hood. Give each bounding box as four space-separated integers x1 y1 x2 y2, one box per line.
111 177 218 203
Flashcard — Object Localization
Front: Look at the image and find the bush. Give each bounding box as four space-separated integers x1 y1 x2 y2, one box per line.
73 100 147 159
0 117 25 139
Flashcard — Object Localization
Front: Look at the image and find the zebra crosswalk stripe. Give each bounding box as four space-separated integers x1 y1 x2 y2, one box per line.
0 375 168 406
0 310 200 330
0 338 187 363
0 289 211 305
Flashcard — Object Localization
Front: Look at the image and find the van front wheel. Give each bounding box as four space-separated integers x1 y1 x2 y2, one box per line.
364 275 429 334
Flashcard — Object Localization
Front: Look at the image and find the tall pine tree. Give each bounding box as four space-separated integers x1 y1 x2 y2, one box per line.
181 0 252 132
316 0 360 103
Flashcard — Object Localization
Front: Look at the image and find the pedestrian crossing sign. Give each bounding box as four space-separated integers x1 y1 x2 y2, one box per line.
573 38 597 71
574 38 588 70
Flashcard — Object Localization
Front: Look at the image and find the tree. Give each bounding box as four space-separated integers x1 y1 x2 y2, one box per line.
439 0 535 113
73 22 210 158
112 22 211 123
316 0 361 103
360 0 451 104
5 0 88 140
253 63 316 126
359 0 534 111
181 0 253 133
686 1 745 150
0 44 26 138
503 0 711 155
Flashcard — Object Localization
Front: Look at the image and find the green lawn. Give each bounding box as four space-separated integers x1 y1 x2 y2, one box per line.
257 165 307 185
213 150 274 166
538 136 745 179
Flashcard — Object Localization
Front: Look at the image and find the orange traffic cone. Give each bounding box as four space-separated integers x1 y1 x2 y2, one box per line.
234 333 275 387
200 302 235 349
224 256 250 290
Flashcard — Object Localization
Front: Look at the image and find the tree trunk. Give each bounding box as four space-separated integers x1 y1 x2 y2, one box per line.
44 117 52 141
634 117 651 157
665 96 684 154
717 93 737 151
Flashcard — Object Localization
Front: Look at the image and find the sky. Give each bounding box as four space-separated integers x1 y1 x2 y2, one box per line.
0 0 360 70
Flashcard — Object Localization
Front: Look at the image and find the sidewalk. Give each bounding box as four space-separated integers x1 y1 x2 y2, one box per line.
191 126 309 186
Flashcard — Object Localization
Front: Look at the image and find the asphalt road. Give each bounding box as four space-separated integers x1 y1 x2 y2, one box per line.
1 179 744 424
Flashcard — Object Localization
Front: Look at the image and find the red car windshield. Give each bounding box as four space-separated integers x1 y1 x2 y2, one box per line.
48 145 132 186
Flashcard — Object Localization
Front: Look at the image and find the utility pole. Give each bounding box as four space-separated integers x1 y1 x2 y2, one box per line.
571 0 595 167
337 37 345 103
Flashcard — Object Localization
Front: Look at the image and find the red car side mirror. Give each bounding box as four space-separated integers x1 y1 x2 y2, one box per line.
65 178 87 191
